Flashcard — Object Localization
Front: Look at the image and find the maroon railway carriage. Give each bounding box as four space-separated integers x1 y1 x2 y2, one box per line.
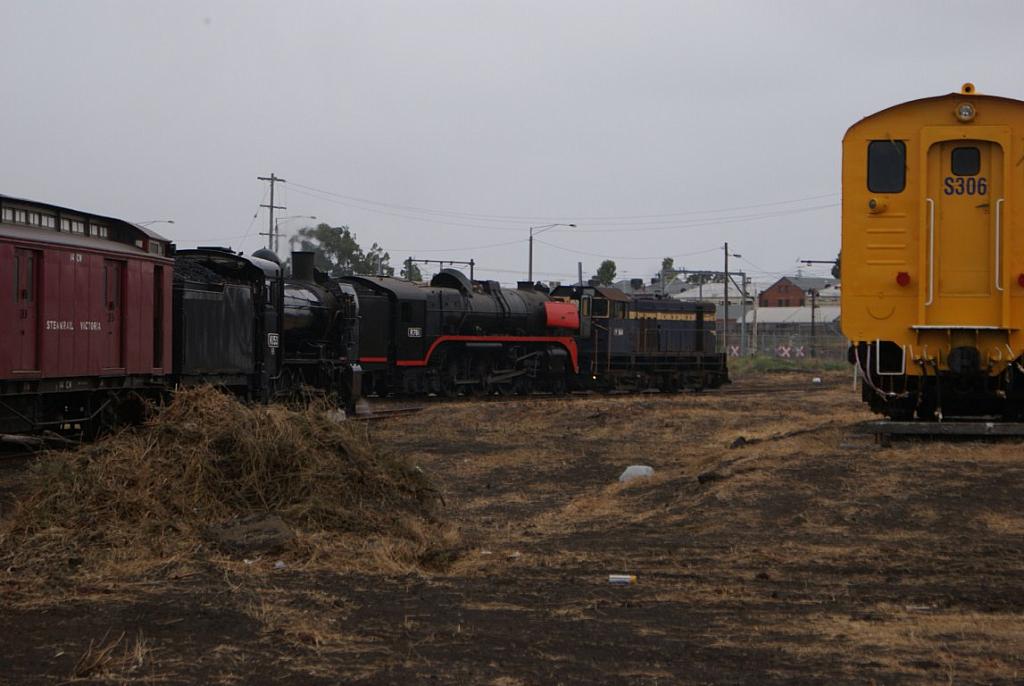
0 195 173 433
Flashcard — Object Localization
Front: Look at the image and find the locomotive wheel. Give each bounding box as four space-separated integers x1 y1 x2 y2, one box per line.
469 360 490 396
494 380 516 396
440 362 460 398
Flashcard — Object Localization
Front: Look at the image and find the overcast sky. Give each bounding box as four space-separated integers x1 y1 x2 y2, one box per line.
2 1 1022 287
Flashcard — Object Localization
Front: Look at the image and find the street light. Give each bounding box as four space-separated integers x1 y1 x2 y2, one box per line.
529 223 576 283
136 219 175 227
272 215 317 255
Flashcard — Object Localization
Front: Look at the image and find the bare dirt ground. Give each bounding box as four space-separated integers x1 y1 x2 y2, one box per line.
4 372 1024 684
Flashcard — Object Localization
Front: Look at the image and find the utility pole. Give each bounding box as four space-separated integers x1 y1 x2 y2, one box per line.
257 173 286 251
723 242 730 356
739 275 748 356
577 262 583 286
808 288 818 358
528 229 534 283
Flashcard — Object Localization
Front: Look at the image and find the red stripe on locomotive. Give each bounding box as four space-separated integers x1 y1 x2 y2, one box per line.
394 335 579 373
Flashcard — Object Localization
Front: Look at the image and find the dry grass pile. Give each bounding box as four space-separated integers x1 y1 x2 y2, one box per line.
0 387 446 577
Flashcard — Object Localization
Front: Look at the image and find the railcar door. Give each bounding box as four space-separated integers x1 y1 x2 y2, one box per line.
925 140 1003 326
13 249 38 371
104 260 124 368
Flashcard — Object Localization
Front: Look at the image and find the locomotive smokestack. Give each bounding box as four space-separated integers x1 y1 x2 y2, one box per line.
291 251 316 282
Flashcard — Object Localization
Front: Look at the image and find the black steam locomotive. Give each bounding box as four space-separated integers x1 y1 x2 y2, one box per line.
344 269 582 396
340 266 728 397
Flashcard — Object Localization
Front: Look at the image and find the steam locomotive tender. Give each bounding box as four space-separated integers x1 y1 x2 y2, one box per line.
172 247 361 410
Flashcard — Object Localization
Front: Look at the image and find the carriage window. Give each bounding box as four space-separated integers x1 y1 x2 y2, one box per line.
867 140 906 193
592 299 609 318
951 147 980 176
580 296 591 317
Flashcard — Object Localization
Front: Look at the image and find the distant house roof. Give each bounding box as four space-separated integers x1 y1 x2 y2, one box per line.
672 282 749 302
612 275 689 296
743 306 841 324
778 276 837 292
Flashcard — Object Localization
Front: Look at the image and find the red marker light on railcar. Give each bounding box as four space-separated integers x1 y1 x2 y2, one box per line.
1018 273 1024 288
896 271 911 287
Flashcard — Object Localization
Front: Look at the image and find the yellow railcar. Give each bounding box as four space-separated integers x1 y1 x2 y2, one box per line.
842 83 1024 419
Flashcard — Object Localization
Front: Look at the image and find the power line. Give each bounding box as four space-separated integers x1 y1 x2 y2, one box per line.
290 184 837 234
568 203 838 233
288 180 837 223
533 238 722 262
239 186 270 242
389 237 528 254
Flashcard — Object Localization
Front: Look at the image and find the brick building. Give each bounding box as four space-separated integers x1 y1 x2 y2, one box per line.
757 276 837 308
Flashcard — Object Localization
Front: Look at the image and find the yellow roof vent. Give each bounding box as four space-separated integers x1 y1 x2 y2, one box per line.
961 82 976 95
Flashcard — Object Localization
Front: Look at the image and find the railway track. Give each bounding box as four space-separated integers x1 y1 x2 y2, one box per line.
360 379 837 409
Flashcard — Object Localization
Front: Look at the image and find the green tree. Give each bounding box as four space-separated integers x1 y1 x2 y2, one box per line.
661 256 675 275
831 252 841 279
288 223 394 277
401 259 423 281
593 259 617 286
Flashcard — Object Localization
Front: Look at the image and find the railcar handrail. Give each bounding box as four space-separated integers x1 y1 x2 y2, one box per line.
995 198 1005 292
925 198 935 306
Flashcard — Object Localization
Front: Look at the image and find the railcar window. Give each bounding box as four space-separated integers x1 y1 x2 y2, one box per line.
14 209 26 223
592 299 609 318
951 147 980 176
1 208 11 222
867 140 906 193
580 296 591 317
